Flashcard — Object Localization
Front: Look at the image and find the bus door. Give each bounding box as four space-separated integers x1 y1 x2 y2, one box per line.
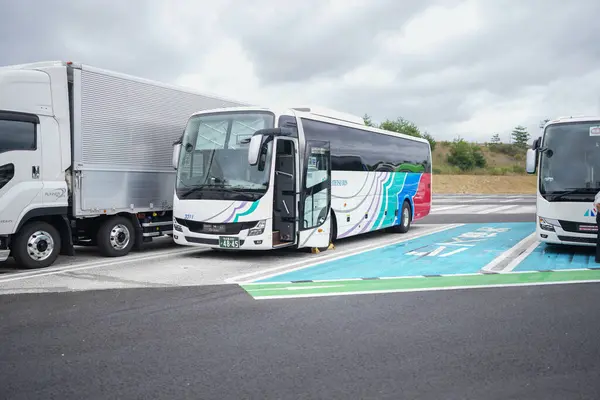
272 137 298 247
298 140 331 249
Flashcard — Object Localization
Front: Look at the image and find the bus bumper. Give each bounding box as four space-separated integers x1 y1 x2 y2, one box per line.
172 222 273 250
536 222 596 247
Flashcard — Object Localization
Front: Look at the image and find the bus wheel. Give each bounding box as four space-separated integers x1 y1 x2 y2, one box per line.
393 201 412 234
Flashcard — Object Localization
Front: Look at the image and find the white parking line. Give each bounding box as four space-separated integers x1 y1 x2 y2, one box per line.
480 233 536 273
503 240 542 272
0 247 205 284
253 278 600 300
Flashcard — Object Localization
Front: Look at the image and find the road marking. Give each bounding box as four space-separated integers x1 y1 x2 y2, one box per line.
250 285 345 291
431 205 465 212
434 205 493 214
243 269 600 300
500 198 524 202
431 204 535 215
480 232 537 273
226 224 463 284
499 205 536 214
476 205 517 214
0 247 205 284
253 223 534 284
251 279 600 300
503 240 542 272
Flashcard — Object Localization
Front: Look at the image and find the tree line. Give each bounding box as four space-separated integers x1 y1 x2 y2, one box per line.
363 113 533 172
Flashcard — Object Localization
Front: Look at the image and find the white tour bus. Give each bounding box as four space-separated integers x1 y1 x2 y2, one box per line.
171 106 432 251
527 115 600 246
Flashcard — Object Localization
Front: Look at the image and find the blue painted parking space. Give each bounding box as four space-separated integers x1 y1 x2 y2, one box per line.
257 222 536 283
514 243 598 271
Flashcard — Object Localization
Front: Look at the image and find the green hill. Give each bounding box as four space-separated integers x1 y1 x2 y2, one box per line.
432 141 527 175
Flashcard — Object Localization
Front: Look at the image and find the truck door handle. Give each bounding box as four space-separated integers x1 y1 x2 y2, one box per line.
32 166 40 179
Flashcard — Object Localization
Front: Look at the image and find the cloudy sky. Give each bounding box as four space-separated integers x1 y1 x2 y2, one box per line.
2 0 600 142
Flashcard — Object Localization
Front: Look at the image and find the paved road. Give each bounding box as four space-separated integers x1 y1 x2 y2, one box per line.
3 193 600 399
2 282 599 399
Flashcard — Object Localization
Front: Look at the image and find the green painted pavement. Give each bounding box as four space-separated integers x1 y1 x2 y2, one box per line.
241 269 600 299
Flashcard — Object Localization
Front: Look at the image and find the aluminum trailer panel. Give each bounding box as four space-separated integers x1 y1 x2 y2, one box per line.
71 64 248 217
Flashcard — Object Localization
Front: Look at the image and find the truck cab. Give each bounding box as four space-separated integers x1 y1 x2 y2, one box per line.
0 62 72 268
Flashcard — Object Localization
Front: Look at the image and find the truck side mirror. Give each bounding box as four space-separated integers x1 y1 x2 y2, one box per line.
172 143 181 170
526 148 536 174
248 135 264 166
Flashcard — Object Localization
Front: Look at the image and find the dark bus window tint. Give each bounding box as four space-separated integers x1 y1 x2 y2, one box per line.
301 118 430 173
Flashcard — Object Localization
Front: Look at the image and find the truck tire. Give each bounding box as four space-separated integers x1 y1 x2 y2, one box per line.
392 201 412 234
12 221 62 269
97 216 135 257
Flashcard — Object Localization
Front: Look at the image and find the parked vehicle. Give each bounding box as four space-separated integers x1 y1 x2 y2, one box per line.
171 106 432 251
0 61 247 268
527 115 600 246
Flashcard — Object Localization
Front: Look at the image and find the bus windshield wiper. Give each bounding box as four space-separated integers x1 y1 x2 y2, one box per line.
548 188 599 201
178 185 257 199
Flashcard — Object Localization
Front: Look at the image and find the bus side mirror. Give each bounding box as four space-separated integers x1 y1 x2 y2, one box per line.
172 143 181 170
526 148 536 174
248 135 264 166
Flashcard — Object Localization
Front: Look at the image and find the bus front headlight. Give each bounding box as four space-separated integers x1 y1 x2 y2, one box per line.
539 217 559 231
248 220 266 236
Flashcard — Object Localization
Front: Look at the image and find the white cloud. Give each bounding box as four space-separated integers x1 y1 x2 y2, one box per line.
175 38 260 104
378 1 483 55
2 0 600 143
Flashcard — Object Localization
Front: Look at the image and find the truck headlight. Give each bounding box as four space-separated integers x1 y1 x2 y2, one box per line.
539 217 559 232
248 220 266 236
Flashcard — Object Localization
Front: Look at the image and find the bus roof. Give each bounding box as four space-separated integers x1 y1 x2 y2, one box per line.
189 106 430 146
546 115 600 126
292 108 430 145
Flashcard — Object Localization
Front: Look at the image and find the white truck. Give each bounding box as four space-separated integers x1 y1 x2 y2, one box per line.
0 61 247 269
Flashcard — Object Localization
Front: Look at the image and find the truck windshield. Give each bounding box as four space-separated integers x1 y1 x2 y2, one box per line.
176 111 275 200
540 121 600 202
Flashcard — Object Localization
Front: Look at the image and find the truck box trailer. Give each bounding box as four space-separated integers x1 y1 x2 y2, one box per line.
0 61 248 269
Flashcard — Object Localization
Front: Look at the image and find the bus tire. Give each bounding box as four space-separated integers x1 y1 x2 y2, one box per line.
97 216 135 257
12 221 62 269
393 201 412 234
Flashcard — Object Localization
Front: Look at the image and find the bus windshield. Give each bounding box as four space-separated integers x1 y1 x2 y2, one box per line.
176 111 275 200
540 121 600 201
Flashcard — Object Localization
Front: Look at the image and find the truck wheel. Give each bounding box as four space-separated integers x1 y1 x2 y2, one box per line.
393 201 412 234
12 221 61 269
97 217 135 257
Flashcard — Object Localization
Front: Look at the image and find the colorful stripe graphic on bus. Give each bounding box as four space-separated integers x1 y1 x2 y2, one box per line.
333 171 431 239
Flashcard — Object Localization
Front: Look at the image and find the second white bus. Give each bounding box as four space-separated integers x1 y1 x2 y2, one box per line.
527 115 600 246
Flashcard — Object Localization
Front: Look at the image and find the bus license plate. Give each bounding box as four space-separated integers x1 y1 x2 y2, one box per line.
219 236 239 248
